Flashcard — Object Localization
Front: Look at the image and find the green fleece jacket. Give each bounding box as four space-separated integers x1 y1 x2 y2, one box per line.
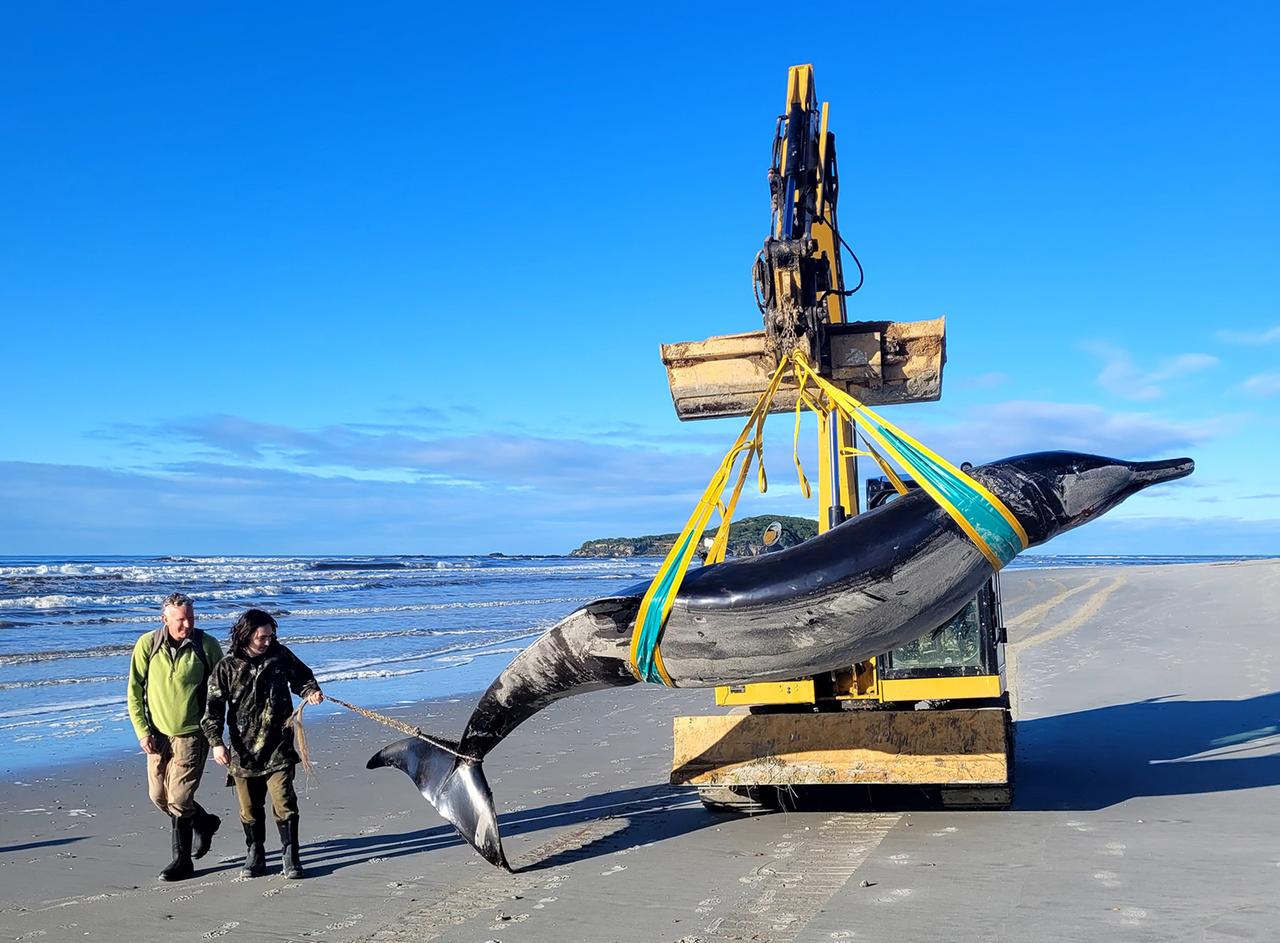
127 629 224 740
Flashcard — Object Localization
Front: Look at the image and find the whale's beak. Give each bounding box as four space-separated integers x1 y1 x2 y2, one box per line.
1129 457 1195 488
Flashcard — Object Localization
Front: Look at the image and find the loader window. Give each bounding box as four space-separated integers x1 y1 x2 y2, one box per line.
886 599 984 670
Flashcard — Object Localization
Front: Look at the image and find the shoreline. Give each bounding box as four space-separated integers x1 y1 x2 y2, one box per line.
4 555 1276 779
3 560 1279 941
0 691 488 780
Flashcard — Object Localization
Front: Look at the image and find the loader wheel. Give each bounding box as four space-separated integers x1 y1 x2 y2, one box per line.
697 784 777 814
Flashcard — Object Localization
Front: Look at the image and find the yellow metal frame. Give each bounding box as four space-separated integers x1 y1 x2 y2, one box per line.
712 64 1004 710
878 674 1004 703
716 679 815 706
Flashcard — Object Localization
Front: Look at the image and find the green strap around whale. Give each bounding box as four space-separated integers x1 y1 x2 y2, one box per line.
799 351 1029 572
629 350 1029 685
871 424 1023 566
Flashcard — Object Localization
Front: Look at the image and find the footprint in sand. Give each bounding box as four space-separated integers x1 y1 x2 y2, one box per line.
533 896 558 910
1093 871 1122 888
873 889 914 904
1102 842 1126 856
262 883 300 897
304 914 364 935
1116 906 1148 924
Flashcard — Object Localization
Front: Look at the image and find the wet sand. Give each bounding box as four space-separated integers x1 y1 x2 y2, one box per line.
2 560 1278 941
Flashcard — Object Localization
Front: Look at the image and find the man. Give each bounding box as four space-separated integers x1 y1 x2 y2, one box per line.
126 592 224 881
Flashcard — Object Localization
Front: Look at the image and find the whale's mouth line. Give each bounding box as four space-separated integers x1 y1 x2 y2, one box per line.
1130 457 1195 487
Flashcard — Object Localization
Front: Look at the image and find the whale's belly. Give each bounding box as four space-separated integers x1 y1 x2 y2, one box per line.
656 527 992 687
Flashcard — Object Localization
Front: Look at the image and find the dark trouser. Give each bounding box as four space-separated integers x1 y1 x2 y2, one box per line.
233 766 298 824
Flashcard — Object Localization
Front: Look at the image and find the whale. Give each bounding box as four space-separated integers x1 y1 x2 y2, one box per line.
368 450 1193 869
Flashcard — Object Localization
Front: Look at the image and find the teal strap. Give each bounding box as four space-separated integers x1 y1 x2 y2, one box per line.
878 426 1023 567
632 529 698 683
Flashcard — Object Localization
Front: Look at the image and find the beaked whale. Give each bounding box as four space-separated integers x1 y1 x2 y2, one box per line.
368 450 1193 869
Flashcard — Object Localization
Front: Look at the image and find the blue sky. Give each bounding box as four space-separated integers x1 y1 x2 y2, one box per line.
1 2 1276 555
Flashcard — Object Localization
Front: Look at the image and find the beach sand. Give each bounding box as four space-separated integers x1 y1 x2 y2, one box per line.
2 560 1278 942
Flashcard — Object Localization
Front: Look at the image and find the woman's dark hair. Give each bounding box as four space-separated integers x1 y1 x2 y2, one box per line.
229 608 278 656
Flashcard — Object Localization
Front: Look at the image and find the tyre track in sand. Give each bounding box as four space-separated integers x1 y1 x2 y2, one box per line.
698 812 901 943
356 817 631 941
1006 574 1127 716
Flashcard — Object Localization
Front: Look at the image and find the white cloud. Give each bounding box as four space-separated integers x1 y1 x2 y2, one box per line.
1240 373 1280 398
5 459 1270 557
909 400 1221 464
1084 342 1219 401
1043 515 1280 555
0 460 709 555
1215 325 1280 345
112 415 721 498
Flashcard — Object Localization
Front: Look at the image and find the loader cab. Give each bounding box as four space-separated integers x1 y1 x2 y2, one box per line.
866 476 1006 704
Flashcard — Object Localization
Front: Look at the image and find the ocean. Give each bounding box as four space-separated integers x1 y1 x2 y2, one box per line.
0 552 1267 771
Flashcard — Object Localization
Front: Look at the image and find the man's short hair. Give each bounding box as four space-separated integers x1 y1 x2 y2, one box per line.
162 591 194 612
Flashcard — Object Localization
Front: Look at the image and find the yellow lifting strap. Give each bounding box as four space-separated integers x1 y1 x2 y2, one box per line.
628 358 790 685
788 350 1028 569
629 349 1029 686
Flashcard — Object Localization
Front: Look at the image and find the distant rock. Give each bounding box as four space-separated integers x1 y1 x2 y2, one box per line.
570 514 818 558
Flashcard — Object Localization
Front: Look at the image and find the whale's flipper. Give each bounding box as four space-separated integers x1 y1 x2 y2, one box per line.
367 737 510 871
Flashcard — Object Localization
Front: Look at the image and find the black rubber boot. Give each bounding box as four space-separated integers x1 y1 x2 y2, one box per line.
240 820 266 878
276 816 304 880
192 804 220 860
158 816 195 882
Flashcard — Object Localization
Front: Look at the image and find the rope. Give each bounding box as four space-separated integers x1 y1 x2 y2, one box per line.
287 701 318 778
285 695 479 770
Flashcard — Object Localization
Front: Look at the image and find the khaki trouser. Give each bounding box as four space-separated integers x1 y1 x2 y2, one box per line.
233 766 299 825
147 734 208 819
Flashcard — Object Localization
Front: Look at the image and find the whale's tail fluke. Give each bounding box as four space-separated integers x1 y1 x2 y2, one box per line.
367 737 510 871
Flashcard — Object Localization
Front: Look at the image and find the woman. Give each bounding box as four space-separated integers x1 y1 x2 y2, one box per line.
201 608 322 879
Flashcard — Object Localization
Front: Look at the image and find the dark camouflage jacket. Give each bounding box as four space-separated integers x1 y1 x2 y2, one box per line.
200 642 320 777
